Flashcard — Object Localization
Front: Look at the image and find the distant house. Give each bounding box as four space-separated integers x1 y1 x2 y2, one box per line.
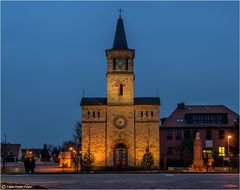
1 144 22 162
22 148 42 162
160 103 239 168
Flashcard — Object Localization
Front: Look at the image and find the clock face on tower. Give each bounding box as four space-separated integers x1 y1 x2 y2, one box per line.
116 59 126 69
113 116 127 129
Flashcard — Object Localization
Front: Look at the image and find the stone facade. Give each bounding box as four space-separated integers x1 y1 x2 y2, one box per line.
81 105 160 169
81 16 160 170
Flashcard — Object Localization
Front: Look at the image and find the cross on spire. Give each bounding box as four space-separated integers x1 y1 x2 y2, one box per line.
117 8 123 18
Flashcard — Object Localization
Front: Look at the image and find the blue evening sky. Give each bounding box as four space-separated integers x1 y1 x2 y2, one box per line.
1 1 239 148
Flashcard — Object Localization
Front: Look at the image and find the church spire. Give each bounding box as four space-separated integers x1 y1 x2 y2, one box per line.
112 11 128 50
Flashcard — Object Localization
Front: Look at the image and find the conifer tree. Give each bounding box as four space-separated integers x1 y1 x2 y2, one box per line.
141 147 154 170
82 149 95 171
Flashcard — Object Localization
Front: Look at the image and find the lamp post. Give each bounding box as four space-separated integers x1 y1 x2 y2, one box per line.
227 135 232 157
227 135 232 172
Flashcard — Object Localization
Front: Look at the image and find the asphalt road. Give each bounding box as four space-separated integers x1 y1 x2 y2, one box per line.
1 173 239 189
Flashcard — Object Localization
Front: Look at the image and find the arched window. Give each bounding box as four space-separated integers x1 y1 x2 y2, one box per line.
119 84 123 96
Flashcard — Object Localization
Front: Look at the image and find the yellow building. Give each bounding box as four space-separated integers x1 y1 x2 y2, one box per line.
81 15 160 170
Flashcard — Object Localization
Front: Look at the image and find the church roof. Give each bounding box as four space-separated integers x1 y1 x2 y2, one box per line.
81 98 107 106
81 97 160 106
112 17 128 50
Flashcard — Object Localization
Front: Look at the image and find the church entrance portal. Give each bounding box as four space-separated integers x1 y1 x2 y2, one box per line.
114 143 127 169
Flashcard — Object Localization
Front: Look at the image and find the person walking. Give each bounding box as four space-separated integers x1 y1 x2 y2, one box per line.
30 157 36 173
207 155 214 172
24 157 30 174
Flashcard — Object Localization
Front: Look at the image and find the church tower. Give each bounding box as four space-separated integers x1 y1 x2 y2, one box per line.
106 16 135 105
81 12 160 170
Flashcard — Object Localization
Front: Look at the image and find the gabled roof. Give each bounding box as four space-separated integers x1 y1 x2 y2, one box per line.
1 144 21 156
162 103 239 128
112 17 128 50
80 97 160 106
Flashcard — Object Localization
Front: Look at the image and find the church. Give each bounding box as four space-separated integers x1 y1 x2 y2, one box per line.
80 14 160 169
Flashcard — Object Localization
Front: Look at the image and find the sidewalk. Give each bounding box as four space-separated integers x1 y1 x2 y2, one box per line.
1 162 239 174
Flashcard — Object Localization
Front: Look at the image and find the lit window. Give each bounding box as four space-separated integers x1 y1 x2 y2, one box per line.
219 147 225 156
176 118 184 123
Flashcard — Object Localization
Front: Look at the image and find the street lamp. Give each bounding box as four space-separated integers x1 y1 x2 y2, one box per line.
227 135 232 157
227 135 232 172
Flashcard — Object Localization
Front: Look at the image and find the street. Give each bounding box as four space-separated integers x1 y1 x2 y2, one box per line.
1 173 239 189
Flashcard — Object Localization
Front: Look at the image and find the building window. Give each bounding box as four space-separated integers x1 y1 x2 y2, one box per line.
176 118 184 123
119 84 123 96
218 147 225 156
175 130 181 140
166 130 173 140
113 59 116 70
219 130 224 140
98 112 100 118
184 130 191 139
151 111 153 117
125 59 128 70
146 111 148 117
93 112 95 118
140 111 143 117
203 149 213 159
88 111 90 117
206 129 212 140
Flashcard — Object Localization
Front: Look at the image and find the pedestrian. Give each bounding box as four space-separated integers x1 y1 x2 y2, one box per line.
30 157 36 173
24 157 30 174
207 155 214 172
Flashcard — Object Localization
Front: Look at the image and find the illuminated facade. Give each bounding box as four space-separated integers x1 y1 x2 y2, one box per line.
80 15 160 169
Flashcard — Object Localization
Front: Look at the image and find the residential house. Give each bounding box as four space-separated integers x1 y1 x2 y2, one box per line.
1 144 22 162
160 103 239 169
